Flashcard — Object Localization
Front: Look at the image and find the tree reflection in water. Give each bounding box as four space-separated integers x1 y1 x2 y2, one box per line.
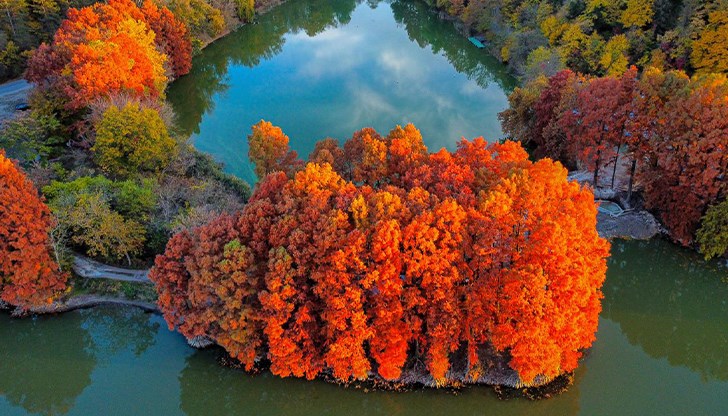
177 347 582 416
169 0 359 137
0 306 160 415
0 312 96 416
602 239 728 381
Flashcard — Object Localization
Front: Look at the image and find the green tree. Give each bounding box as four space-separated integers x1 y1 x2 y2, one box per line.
43 176 154 263
65 192 146 263
92 102 176 178
0 112 62 164
233 0 254 22
697 199 728 260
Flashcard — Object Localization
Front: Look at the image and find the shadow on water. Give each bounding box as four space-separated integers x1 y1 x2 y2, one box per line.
602 239 728 381
0 312 96 416
0 307 160 416
178 346 583 416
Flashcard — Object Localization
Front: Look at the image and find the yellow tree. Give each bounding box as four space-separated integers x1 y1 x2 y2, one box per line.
691 10 728 74
620 0 653 28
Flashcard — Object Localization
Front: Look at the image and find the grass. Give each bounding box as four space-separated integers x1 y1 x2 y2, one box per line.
68 275 158 303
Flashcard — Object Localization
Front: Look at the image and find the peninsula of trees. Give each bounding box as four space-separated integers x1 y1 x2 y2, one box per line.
150 121 610 386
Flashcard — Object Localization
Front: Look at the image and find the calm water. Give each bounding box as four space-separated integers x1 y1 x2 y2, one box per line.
1 240 727 415
167 0 516 184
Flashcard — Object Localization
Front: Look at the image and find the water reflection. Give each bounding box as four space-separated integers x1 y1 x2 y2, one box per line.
81 307 160 359
167 0 516 184
603 239 728 381
389 0 515 91
0 312 95 416
177 348 582 416
169 0 359 137
0 307 161 415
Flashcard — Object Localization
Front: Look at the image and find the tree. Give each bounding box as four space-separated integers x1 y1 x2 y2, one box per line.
93 102 176 178
621 0 653 28
233 0 254 22
308 137 345 174
533 69 580 162
0 150 65 308
697 198 728 260
26 0 170 109
600 34 629 76
691 10 728 75
142 0 192 78
499 75 548 145
639 74 728 245
43 175 153 263
0 112 62 164
247 120 299 179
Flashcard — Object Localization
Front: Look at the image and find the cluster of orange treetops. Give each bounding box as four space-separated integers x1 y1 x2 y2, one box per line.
0 150 66 307
25 0 192 110
501 66 728 247
150 122 610 385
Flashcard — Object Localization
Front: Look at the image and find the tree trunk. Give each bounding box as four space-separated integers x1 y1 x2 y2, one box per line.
627 158 637 206
5 8 16 37
610 144 622 189
593 151 601 188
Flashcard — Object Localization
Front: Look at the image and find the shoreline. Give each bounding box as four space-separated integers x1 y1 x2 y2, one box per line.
3 294 159 317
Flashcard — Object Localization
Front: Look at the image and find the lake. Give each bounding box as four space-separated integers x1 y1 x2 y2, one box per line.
167 0 516 185
1 240 727 415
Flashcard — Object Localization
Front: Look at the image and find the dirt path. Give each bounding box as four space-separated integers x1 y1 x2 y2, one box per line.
72 255 151 283
0 79 31 122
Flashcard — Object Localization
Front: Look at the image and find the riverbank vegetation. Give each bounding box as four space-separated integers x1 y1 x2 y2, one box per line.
424 0 728 258
0 0 267 82
0 150 67 308
0 0 259 310
499 66 727 258
427 0 728 80
150 121 610 386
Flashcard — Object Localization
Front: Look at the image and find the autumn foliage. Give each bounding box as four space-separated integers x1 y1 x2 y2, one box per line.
150 123 610 385
502 67 728 250
0 151 66 308
26 0 192 109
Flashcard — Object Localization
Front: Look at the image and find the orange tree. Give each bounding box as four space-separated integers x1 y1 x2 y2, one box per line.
150 122 610 385
26 0 191 110
0 151 66 308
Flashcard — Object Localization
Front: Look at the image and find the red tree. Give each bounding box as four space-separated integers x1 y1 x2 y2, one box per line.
142 0 193 78
0 151 66 308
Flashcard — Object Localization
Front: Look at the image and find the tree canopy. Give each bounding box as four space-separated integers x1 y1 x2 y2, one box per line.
150 122 610 385
0 150 66 308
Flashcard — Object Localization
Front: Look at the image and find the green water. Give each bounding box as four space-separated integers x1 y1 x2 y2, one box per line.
167 0 516 184
1 240 726 415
